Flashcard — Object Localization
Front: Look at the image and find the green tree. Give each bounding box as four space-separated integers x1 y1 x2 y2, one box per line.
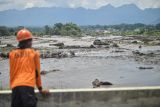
53 23 63 35
44 25 51 35
0 26 10 36
60 23 81 36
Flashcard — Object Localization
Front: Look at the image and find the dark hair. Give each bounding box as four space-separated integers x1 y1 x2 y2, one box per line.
18 39 32 49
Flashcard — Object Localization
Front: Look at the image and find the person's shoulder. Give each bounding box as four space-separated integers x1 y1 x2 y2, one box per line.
9 48 19 54
30 48 40 55
9 48 19 57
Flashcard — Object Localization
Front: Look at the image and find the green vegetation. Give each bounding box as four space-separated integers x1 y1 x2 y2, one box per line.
0 23 160 37
0 26 12 36
0 26 28 36
44 23 81 36
81 23 160 36
0 23 81 37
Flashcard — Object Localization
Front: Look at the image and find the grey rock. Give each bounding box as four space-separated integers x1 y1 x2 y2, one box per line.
93 39 110 45
6 44 14 47
92 79 113 88
132 41 138 44
90 45 96 48
112 43 119 48
138 67 154 69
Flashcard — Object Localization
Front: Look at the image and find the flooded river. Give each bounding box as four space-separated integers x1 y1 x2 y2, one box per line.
0 36 160 89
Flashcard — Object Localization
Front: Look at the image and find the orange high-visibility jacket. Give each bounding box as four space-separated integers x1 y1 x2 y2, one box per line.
9 48 42 89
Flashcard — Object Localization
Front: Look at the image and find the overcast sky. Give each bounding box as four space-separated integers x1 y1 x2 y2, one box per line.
0 0 160 11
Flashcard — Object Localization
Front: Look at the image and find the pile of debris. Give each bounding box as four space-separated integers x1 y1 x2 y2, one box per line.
132 50 160 64
93 39 111 45
93 39 119 48
40 51 75 59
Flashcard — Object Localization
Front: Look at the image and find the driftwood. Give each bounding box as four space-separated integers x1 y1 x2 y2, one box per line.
40 69 61 75
138 67 154 70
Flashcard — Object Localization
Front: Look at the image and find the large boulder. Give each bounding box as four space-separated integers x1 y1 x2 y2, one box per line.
93 39 110 45
92 79 113 88
6 44 14 47
131 40 138 44
90 45 96 48
112 43 119 48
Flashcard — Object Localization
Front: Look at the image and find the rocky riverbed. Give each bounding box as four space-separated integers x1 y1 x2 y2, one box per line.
0 35 160 89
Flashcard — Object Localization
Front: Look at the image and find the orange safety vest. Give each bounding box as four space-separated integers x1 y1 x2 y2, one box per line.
9 48 42 89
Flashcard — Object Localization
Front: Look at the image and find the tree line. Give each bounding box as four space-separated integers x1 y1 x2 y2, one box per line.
0 23 160 37
81 23 160 36
0 23 81 37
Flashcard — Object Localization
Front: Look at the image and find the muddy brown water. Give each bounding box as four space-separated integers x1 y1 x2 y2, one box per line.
0 48 160 89
0 36 160 89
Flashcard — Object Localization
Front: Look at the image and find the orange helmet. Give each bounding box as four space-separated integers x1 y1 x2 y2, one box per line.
17 29 33 42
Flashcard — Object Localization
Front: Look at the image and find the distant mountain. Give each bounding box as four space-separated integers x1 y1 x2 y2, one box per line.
0 4 160 26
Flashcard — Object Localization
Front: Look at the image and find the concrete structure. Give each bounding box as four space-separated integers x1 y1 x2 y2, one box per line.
0 86 160 107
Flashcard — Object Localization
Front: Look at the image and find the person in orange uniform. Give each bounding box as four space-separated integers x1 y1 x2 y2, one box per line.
9 28 49 107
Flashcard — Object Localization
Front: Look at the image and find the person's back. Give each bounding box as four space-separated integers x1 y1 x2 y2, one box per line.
9 48 40 89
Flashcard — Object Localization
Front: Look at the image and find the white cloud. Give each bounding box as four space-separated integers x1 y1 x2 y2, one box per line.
25 3 34 8
136 0 160 9
0 0 160 11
